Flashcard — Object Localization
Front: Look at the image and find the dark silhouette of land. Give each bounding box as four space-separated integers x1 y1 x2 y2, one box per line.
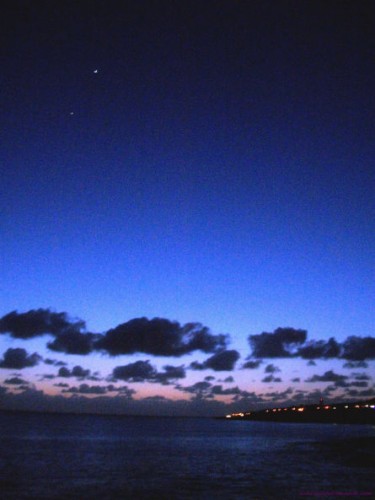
224 399 375 424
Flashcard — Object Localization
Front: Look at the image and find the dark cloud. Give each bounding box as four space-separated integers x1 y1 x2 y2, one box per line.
2 377 373 418
54 382 69 388
230 391 266 406
261 375 282 383
0 309 99 356
4 377 27 385
223 376 234 383
307 360 316 366
264 364 281 373
248 327 307 358
350 381 368 388
71 365 90 378
305 370 348 383
175 381 214 400
345 388 375 398
353 373 371 381
291 377 300 382
210 385 246 396
297 338 340 359
0 386 8 396
2 309 375 370
0 348 41 369
341 336 375 360
176 380 258 403
44 358 67 366
95 318 227 357
247 329 375 362
153 365 186 385
204 375 215 381
112 360 155 382
112 360 185 384
58 366 71 378
63 384 107 395
320 384 337 394
0 385 234 417
343 361 368 369
58 365 91 378
242 359 262 369
47 331 98 355
190 350 240 371
333 380 351 388
0 309 85 339
262 387 294 401
114 386 136 397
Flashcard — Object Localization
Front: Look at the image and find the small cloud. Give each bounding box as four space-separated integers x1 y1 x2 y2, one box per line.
264 364 281 374
297 338 340 359
305 370 348 383
263 387 293 401
190 350 240 371
242 360 262 369
261 375 282 383
112 360 155 382
63 384 107 395
44 359 67 366
211 385 241 396
57 365 91 379
153 365 186 385
71 365 91 378
248 327 307 358
345 388 375 398
0 348 41 369
353 373 371 381
343 361 368 369
112 360 185 384
350 381 368 388
4 377 28 385
175 381 213 400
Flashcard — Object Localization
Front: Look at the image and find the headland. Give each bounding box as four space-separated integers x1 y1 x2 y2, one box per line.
224 398 375 424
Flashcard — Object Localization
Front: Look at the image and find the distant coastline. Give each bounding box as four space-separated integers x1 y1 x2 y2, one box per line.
223 398 375 425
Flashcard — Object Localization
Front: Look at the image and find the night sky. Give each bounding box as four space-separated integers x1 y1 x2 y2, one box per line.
1 0 374 416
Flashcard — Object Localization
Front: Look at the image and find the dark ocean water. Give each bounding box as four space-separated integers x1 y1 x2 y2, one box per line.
0 411 374 499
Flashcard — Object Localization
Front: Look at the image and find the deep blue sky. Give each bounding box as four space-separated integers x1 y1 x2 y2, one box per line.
1 0 374 416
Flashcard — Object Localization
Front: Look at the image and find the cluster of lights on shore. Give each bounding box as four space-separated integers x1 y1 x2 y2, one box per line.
226 403 375 419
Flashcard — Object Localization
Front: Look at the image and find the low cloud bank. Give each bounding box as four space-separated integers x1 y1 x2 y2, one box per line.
112 360 186 384
0 309 227 357
1 310 375 365
248 328 375 361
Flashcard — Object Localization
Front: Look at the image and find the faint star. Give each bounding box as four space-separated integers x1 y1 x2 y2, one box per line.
93 69 98 74
69 112 74 116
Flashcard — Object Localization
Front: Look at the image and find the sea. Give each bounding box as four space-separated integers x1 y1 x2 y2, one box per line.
0 411 374 499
